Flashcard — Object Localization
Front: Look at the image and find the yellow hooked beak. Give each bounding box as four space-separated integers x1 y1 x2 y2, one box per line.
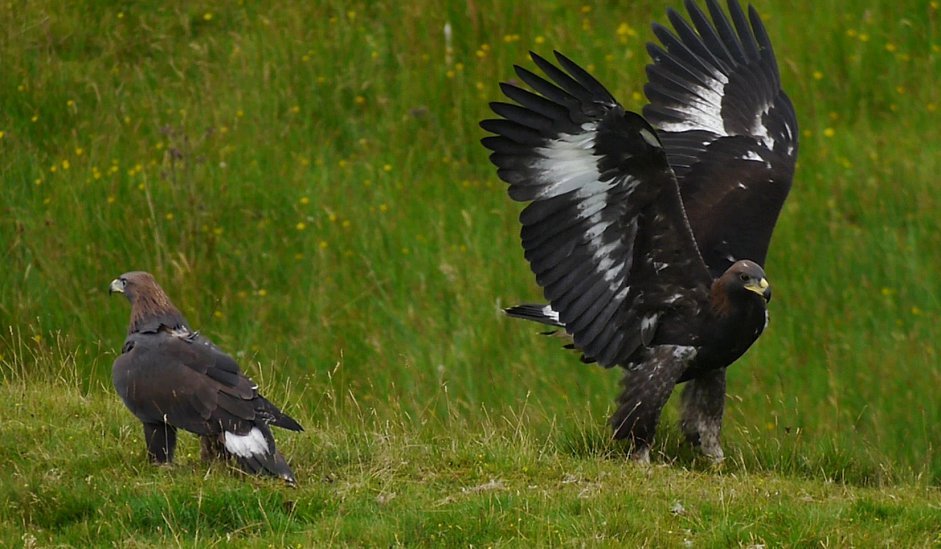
745 277 771 302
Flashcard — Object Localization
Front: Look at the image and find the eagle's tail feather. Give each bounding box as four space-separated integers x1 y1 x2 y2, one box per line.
222 425 297 486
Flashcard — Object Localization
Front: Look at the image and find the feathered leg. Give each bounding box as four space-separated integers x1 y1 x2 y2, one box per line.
142 422 177 463
680 367 726 462
200 435 226 462
610 346 691 463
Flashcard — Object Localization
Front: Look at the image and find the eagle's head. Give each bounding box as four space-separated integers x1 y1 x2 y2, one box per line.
109 271 186 334
719 260 771 304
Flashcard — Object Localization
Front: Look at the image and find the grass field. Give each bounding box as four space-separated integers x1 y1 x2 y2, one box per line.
2 0 941 545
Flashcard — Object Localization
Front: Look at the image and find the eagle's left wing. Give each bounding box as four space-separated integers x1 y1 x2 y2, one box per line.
643 0 798 276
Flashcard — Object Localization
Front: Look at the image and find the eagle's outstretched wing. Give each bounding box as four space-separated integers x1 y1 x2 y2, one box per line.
482 51 712 367
643 0 798 276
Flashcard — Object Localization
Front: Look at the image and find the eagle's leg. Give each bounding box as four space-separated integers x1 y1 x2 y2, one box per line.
142 422 178 463
680 367 726 462
200 435 227 462
610 352 685 463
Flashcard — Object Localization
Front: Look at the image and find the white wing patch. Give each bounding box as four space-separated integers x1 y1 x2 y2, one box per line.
540 305 561 324
748 105 775 149
534 124 601 199
224 427 269 458
639 128 661 148
654 68 777 151
740 150 763 162
536 124 641 299
663 293 684 305
655 70 728 136
641 313 660 342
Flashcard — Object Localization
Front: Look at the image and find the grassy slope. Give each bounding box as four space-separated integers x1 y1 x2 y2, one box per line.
2 0 941 544
3 380 941 547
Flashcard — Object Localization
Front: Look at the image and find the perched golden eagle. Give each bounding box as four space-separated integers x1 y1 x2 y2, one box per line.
480 0 797 462
109 271 302 484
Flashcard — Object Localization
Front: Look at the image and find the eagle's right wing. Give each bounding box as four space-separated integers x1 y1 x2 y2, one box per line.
482 51 711 367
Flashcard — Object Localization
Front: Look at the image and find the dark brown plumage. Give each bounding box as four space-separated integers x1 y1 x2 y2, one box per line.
481 0 795 462
109 271 302 484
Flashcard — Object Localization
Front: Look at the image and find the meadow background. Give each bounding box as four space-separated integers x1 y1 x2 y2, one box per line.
2 0 941 545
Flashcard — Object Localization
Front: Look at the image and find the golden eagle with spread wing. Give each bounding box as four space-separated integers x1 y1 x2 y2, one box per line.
480 0 797 462
109 271 302 484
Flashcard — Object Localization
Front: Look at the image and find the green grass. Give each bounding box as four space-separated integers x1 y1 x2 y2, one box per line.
4 378 941 546
2 0 941 544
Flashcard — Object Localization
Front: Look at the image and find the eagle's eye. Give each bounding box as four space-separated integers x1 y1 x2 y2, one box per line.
739 273 750 282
